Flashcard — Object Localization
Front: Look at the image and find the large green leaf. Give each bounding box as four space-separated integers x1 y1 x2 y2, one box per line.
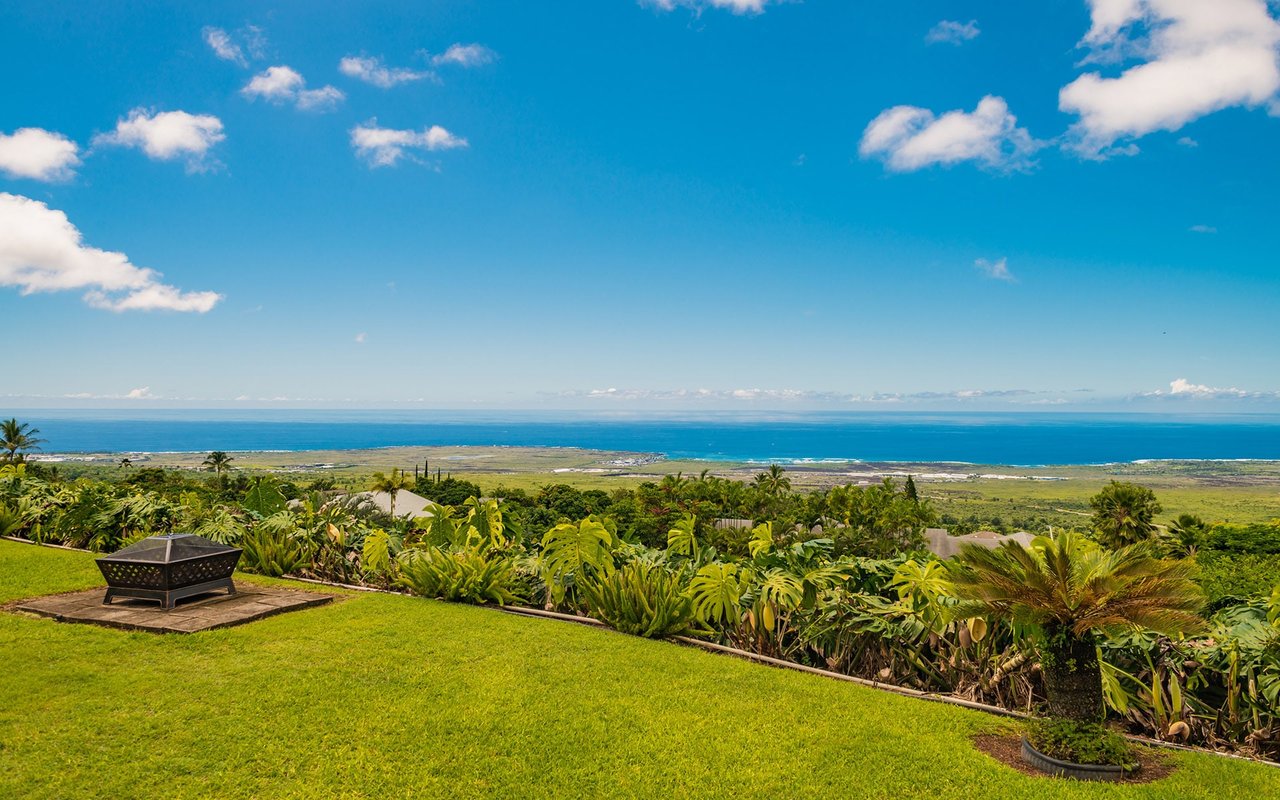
541 516 616 586
243 481 287 517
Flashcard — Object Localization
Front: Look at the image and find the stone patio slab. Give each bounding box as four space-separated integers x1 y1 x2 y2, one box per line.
11 584 336 633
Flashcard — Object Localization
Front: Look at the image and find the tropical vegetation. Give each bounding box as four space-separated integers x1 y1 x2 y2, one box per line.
7 540 1280 798
3 442 1280 761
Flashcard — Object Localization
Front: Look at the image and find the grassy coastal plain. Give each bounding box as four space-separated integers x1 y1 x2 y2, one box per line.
41 446 1280 526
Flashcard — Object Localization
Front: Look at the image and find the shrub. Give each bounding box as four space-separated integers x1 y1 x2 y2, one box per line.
1196 550 1280 608
396 546 523 605
240 519 312 577
579 560 701 638
415 477 483 506
1203 522 1280 555
1026 718 1137 769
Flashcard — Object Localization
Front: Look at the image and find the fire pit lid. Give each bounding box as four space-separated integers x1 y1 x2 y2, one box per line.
101 533 237 563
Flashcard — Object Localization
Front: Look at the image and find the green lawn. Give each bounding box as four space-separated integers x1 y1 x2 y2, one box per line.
2 541 1278 799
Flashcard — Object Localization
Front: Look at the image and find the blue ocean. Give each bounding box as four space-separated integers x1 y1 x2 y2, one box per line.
9 410 1280 465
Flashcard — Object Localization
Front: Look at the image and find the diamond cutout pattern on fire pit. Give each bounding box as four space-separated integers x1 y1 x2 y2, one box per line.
96 533 242 608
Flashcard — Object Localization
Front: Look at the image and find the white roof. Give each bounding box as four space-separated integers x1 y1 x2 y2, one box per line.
349 489 433 519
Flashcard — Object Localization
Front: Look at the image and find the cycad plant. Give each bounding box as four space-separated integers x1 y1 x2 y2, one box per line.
947 531 1205 721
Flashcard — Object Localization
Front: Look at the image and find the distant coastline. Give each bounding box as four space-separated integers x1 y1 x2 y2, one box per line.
10 409 1280 465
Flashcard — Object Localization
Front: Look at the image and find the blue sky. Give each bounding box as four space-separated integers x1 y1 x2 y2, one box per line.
2 0 1279 411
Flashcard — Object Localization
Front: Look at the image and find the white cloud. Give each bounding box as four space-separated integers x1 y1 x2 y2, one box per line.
0 193 221 313
0 128 81 181
125 387 157 400
431 44 497 68
203 26 245 66
350 120 468 167
339 56 432 88
1177 135 1198 147
643 0 775 13
354 332 367 343
242 65 303 101
242 66 344 111
296 86 346 111
975 257 1017 282
926 20 981 45
1060 0 1280 158
860 96 1040 172
202 24 266 65
93 109 225 171
1189 224 1217 233
1141 378 1279 400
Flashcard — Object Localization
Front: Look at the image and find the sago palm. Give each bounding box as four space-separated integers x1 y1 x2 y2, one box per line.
946 531 1204 721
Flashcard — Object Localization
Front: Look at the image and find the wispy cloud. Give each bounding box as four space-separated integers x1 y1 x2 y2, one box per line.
203 26 246 66
339 56 433 88
860 96 1040 173
1189 224 1217 234
202 25 266 66
430 43 497 68
926 19 981 46
557 387 1046 405
642 0 776 15
0 193 221 312
975 257 1016 282
350 119 468 167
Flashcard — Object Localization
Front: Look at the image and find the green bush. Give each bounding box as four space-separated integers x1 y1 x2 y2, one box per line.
240 522 312 577
396 546 523 605
579 560 701 638
1026 718 1137 769
1196 550 1280 608
1203 522 1280 555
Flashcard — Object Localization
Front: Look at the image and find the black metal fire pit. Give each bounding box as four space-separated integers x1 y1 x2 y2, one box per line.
96 533 242 609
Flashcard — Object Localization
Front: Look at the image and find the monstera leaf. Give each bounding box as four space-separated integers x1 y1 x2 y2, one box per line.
243 481 287 517
688 562 746 625
667 514 699 557
541 515 617 588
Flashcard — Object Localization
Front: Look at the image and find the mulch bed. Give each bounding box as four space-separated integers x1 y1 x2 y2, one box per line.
972 732 1176 784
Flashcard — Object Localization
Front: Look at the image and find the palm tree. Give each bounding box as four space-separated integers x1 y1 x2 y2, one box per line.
1165 513 1207 557
369 468 414 518
1089 481 1162 548
202 451 234 475
947 531 1204 721
755 464 791 496
1 419 45 464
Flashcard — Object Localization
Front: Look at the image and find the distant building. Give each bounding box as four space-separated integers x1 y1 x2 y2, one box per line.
350 489 434 519
923 527 1035 559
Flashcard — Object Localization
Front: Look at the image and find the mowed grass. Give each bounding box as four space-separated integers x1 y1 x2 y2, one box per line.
2 541 1278 799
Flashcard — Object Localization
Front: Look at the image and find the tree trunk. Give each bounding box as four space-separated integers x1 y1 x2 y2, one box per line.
1039 627 1104 721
